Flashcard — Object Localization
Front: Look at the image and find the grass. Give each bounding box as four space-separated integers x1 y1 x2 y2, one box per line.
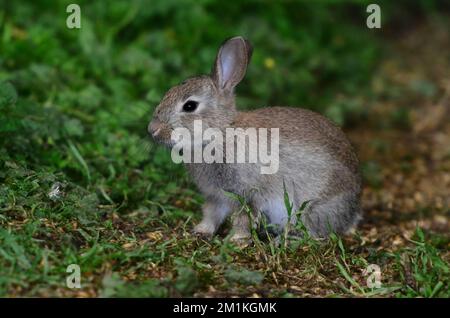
0 0 449 297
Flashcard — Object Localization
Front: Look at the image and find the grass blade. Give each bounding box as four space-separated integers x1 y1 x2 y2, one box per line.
68 140 91 182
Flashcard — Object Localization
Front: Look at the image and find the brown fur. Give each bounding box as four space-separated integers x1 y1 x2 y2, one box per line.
149 37 362 239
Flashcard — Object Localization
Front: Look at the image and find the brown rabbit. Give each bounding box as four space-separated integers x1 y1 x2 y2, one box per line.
149 36 362 241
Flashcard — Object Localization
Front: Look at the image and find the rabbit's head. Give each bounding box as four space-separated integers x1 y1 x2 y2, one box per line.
148 36 252 147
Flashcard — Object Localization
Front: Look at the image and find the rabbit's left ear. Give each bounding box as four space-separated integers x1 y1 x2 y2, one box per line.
212 36 252 92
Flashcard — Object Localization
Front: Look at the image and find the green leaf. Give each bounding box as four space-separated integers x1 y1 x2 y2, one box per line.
174 259 199 296
224 267 264 286
64 118 84 137
67 140 91 182
0 81 18 108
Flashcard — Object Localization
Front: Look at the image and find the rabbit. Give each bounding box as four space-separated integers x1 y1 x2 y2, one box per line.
148 36 362 241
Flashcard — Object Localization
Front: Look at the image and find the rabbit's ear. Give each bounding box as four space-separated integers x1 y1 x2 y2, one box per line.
212 36 252 92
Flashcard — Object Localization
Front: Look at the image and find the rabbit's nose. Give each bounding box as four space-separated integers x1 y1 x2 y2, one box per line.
148 119 163 137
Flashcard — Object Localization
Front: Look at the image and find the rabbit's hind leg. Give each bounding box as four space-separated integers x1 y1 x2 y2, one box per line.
229 211 252 242
301 192 362 238
255 197 295 236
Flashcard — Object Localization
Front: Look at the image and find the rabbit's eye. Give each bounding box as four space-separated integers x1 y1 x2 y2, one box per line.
182 100 198 112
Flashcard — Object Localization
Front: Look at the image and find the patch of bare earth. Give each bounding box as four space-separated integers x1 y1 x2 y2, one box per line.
351 18 450 243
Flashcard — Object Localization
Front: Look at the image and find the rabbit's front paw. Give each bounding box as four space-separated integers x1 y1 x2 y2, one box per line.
193 222 215 239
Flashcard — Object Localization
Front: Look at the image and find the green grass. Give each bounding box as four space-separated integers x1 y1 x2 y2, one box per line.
0 0 449 297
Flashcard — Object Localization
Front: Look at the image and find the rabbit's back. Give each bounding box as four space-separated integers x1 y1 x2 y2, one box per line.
234 106 359 176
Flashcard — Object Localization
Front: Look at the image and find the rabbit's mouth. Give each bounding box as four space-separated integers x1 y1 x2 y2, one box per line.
148 119 175 147
150 130 175 148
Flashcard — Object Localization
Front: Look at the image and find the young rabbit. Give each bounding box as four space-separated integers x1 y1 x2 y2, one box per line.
149 36 362 241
